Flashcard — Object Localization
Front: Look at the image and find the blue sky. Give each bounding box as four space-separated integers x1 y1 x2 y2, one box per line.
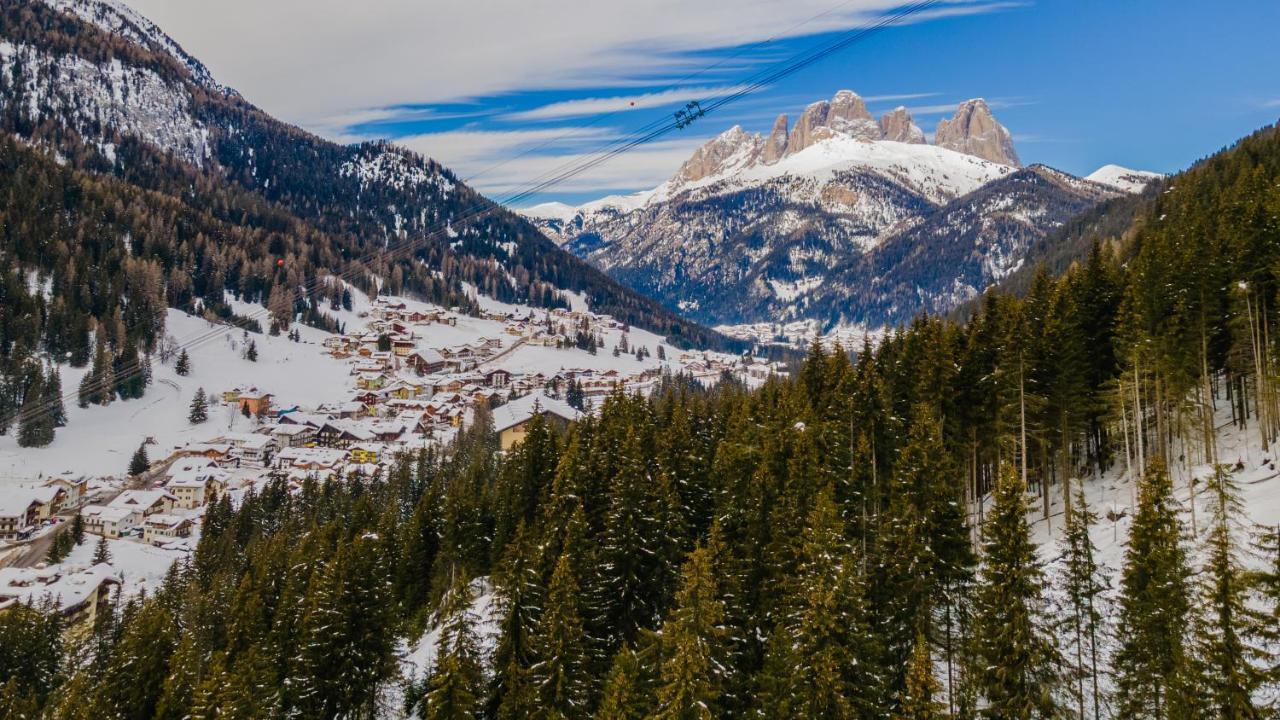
131 0 1280 206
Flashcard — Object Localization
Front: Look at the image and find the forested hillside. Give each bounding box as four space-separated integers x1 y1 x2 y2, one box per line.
3 120 1280 718
0 0 739 448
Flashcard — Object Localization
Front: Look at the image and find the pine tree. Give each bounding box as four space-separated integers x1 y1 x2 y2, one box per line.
1255 522 1280 691
1056 479 1105 720
969 464 1060 718
651 536 729 720
895 634 945 720
16 368 55 448
129 442 151 476
45 530 73 563
245 340 258 362
93 535 112 565
1113 460 1201 719
175 349 191 376
489 527 542 719
594 646 649 720
46 365 66 427
1193 465 1264 716
421 572 484 720
71 512 85 545
757 484 882 718
525 552 590 719
188 387 209 424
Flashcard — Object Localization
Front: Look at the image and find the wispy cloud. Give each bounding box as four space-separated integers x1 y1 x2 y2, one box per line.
863 92 940 104
395 130 701 197
125 0 1020 128
904 97 1035 117
1261 98 1280 108
505 85 753 122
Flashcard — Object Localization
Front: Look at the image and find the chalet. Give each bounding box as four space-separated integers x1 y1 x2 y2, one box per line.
354 390 385 407
81 505 141 538
176 442 233 462
165 467 227 509
349 444 381 464
483 368 512 388
316 421 374 448
0 564 120 639
109 489 177 518
237 390 274 416
391 338 417 356
0 494 42 540
43 477 88 509
492 392 581 451
265 423 317 448
356 372 389 390
221 433 277 466
407 348 447 374
274 446 349 472
276 412 329 429
143 515 193 545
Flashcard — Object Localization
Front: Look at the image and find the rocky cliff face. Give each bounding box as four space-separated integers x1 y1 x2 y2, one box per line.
934 99 1020 167
878 106 926 144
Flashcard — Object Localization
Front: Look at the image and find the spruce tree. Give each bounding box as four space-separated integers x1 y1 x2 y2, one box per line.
651 536 729 720
1056 479 1105 720
129 443 151 476
188 388 209 424
757 484 882 718
1113 460 1201 718
421 572 484 720
895 634 945 720
969 464 1060 718
93 535 112 564
1193 465 1264 716
1254 522 1280 690
46 366 66 427
71 513 85 545
16 368 55 448
525 552 590 719
594 646 649 720
175 349 191 376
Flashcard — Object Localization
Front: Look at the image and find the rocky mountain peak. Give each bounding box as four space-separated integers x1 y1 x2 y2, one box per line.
827 90 881 141
675 124 763 183
934 98 1020 166
761 113 790 165
877 106 925 144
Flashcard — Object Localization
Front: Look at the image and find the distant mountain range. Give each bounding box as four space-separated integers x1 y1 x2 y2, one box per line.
524 91 1159 330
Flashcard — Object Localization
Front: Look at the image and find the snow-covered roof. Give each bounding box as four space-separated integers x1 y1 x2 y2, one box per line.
109 489 176 510
491 392 581 433
0 563 119 614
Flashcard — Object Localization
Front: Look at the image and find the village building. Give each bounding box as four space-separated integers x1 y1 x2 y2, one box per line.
0 564 120 639
43 477 88 509
81 505 142 538
109 489 177 518
0 493 43 541
143 514 193 545
492 392 582 451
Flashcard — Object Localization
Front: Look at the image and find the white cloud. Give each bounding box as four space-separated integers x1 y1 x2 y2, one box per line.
120 0 1014 130
1262 98 1280 108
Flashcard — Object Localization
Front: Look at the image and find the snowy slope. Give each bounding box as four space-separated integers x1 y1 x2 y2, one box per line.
0 308 354 483
1085 164 1162 193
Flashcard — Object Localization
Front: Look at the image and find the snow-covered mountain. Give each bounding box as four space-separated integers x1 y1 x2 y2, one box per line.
525 91 1147 328
1085 164 1163 193
0 0 735 351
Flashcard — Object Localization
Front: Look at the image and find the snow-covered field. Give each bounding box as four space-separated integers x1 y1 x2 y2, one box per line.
0 308 353 485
